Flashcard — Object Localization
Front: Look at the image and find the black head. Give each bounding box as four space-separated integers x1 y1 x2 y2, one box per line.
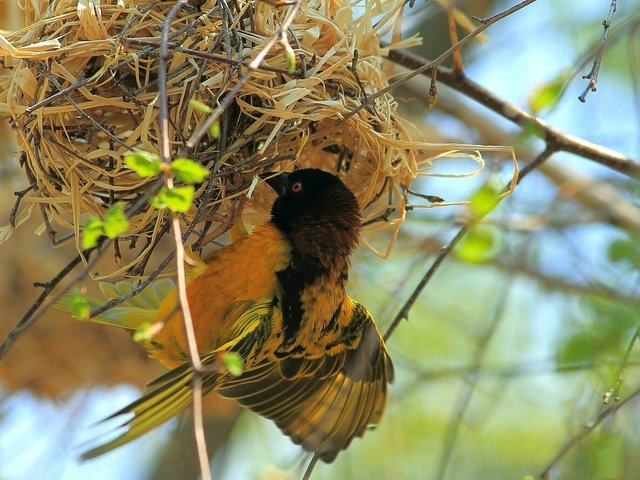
265 169 361 257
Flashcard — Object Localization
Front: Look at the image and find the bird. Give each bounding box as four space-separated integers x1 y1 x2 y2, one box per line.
76 168 394 463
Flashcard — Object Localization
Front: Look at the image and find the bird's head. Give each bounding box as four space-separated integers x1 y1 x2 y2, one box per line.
264 169 362 259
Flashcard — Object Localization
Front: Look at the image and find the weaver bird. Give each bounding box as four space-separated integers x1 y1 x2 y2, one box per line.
78 168 394 462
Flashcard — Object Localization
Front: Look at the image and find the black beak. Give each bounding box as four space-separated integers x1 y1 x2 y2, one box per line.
260 172 289 197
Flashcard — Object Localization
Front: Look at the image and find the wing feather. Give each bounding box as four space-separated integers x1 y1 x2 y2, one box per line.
81 302 275 459
218 311 393 463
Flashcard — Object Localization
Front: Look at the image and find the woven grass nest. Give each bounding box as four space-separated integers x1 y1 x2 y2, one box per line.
0 0 443 276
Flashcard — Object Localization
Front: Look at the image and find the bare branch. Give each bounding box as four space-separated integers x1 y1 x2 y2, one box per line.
158 1 212 478
384 147 556 341
340 0 539 123
538 386 640 479
579 0 618 103
0 179 163 359
386 48 640 178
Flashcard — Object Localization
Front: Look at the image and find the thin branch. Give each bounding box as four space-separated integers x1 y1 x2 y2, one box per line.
0 254 83 359
22 73 94 115
445 0 464 73
9 182 35 228
0 179 163 359
340 0 539 123
157 1 212 479
38 67 129 151
383 147 555 341
301 454 320 480
606 324 640 403
122 39 299 76
578 0 617 103
433 90 640 236
538 385 640 479
385 48 640 179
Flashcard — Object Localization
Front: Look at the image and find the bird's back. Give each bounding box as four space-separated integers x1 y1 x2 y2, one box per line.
148 223 292 367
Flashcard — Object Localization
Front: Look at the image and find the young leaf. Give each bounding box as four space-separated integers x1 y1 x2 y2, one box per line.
82 217 104 250
283 41 296 73
528 70 571 114
469 178 503 218
124 151 162 178
68 290 91 320
189 99 214 114
102 203 129 238
133 321 163 343
171 158 210 184
222 351 244 376
455 224 503 263
210 121 220 139
152 186 195 213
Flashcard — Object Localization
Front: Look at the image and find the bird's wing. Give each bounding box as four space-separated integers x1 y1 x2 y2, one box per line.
80 301 277 460
217 305 394 463
54 279 175 331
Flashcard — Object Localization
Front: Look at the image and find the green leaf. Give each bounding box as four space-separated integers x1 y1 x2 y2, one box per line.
469 179 502 217
222 351 244 376
82 216 104 250
102 203 129 238
152 186 195 213
209 121 220 139
189 99 214 114
170 158 210 184
590 434 624 479
608 237 640 268
68 290 91 320
133 322 154 343
528 70 571 114
124 151 162 178
557 333 597 364
283 41 296 73
455 224 503 263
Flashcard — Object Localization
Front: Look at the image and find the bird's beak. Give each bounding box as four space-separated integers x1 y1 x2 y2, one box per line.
260 172 289 197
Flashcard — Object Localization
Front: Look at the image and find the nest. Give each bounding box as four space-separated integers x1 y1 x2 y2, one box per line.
0 0 438 276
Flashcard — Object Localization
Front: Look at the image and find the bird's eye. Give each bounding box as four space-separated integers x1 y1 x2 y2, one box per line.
290 181 303 194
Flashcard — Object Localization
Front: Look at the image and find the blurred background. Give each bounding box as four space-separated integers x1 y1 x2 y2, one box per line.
1 0 640 479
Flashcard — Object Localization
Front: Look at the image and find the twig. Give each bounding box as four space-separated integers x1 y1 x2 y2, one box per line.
383 147 555 341
9 182 36 228
0 179 164 359
606 324 640 404
408 358 640 383
340 0 539 123
385 48 640 179
433 90 640 236
157 1 212 479
121 40 301 76
301 454 320 480
538 385 640 479
0 255 83 359
578 0 617 103
38 68 129 151
22 74 94 115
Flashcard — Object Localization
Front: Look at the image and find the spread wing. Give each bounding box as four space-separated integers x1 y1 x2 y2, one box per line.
217 307 394 463
80 301 277 460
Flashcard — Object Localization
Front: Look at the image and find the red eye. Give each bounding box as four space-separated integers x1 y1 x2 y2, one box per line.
291 181 303 193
